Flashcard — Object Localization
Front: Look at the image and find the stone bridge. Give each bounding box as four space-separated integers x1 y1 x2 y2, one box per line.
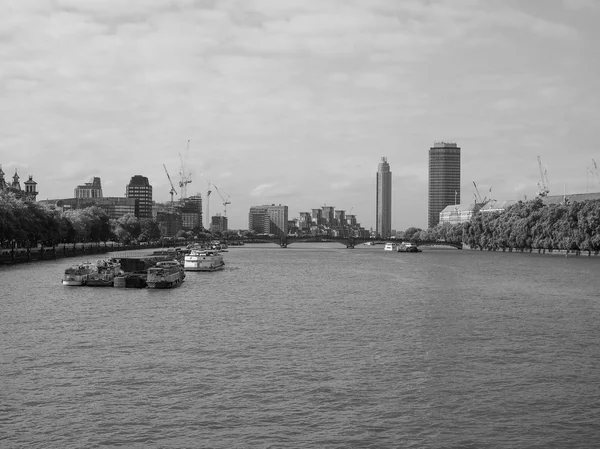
240 235 462 249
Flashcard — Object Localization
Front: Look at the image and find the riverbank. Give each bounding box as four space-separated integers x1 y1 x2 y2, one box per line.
0 242 187 265
463 243 600 257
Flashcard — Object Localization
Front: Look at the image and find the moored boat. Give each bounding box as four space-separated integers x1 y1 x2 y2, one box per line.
184 249 225 272
86 259 123 287
62 262 95 286
147 260 185 288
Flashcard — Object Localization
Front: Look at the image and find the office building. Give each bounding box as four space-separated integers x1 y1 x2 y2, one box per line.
249 206 271 234
75 177 102 199
322 205 335 226
248 204 289 236
210 214 228 233
126 175 153 219
428 142 461 228
179 196 203 230
311 208 323 225
376 157 392 238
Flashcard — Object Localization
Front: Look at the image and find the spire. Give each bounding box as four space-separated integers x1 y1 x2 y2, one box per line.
12 169 21 190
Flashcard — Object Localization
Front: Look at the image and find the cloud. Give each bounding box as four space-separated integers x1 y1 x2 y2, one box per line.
251 183 275 196
1 0 598 230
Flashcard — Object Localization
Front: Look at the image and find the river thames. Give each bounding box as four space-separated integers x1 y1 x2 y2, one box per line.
1 244 600 448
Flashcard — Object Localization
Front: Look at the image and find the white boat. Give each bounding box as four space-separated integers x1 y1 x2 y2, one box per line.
397 242 421 253
184 249 225 272
383 242 398 251
62 262 95 286
147 260 185 288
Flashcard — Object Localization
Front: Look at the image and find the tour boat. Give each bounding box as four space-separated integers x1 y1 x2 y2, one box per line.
147 260 185 288
184 249 225 272
86 259 123 287
62 262 95 286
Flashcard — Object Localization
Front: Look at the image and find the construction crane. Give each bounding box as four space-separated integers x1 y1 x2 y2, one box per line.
592 158 600 186
179 140 192 199
205 182 212 230
163 164 178 205
537 156 550 197
472 181 488 204
212 184 231 216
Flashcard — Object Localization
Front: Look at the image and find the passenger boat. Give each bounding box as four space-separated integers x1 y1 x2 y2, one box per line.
147 260 185 288
184 249 225 272
86 259 123 287
62 262 95 286
397 242 421 253
383 242 398 251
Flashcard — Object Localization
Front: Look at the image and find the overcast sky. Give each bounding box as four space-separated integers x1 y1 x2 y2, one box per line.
2 0 599 230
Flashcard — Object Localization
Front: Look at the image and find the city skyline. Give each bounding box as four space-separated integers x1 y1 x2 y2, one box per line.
2 1 600 230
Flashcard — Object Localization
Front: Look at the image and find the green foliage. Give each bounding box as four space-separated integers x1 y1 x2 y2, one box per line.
462 199 600 251
0 192 161 246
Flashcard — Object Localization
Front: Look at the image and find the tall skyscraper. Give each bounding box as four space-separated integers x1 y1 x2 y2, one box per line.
126 175 153 219
376 157 392 238
428 142 461 228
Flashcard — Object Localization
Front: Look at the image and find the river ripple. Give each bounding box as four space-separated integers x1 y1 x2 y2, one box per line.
1 244 600 448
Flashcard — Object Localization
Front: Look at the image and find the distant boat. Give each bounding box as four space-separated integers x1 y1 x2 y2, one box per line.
383 242 398 251
397 242 421 253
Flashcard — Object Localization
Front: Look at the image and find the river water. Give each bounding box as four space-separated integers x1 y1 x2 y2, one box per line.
1 244 600 448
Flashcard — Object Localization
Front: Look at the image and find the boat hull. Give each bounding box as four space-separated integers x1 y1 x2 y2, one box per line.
184 262 225 272
62 278 86 286
147 277 184 289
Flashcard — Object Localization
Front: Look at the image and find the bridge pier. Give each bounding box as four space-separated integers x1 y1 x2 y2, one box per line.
280 236 288 248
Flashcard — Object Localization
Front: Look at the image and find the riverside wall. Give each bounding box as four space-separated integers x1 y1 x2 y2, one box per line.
0 242 187 265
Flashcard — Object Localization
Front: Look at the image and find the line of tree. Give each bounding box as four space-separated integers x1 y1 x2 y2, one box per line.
399 198 600 252
0 192 158 247
0 191 251 248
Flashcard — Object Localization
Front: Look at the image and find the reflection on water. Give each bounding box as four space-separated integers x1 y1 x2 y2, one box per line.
2 245 600 448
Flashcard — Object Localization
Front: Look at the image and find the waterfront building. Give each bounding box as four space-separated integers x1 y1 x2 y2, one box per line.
0 166 38 200
311 208 323 226
299 212 312 231
376 157 392 238
178 197 203 230
126 175 153 219
322 205 335 226
75 177 102 200
249 206 271 234
334 210 346 228
248 204 289 236
439 203 481 224
211 214 228 233
94 197 138 219
429 142 461 228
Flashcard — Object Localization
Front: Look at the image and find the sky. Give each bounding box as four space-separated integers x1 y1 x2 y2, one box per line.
2 0 600 231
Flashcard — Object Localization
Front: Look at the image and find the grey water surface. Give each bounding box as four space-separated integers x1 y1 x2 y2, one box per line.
2 244 600 448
